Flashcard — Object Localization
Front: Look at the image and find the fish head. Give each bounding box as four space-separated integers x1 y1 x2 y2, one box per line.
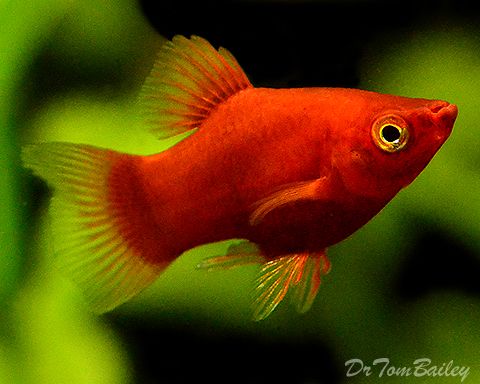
332 90 457 199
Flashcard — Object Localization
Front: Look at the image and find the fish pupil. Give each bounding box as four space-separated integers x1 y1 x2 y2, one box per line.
381 125 401 143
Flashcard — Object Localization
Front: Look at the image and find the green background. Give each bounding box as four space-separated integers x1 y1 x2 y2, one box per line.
1 0 479 383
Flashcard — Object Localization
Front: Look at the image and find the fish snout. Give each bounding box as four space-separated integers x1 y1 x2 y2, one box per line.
428 101 458 133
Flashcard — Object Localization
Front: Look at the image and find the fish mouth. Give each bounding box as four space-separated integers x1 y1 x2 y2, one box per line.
428 101 458 132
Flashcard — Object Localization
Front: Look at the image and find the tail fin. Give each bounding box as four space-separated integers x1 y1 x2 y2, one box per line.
22 142 165 313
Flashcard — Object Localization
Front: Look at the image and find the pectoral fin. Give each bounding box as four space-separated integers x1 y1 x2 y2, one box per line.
250 178 327 226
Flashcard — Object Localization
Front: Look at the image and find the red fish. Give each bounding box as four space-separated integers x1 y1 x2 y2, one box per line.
22 35 457 320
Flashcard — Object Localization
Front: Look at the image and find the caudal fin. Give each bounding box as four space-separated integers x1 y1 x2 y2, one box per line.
22 142 165 313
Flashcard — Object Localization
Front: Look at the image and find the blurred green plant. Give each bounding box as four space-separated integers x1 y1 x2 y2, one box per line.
0 0 162 383
0 1 75 381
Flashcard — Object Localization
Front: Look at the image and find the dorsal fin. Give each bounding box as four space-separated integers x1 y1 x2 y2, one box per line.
140 35 253 139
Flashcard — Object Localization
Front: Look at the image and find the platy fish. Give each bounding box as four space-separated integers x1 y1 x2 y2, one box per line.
22 35 457 320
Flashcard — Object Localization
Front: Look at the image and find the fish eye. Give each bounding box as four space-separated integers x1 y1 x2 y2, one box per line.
372 115 409 153
381 125 401 143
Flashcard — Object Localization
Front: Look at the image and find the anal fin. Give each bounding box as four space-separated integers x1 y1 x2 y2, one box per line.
253 250 330 321
290 251 331 314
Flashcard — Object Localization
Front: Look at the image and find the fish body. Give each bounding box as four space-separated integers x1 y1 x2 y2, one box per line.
135 87 454 257
22 36 457 320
